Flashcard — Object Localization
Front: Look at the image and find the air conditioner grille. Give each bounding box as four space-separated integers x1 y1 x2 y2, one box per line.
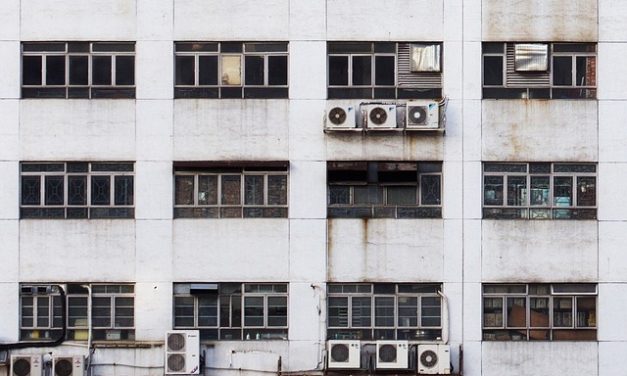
408 106 428 124
54 359 73 376
330 344 350 362
420 349 438 368
369 107 388 125
328 107 347 125
13 359 31 376
167 333 186 352
167 354 186 372
378 344 397 363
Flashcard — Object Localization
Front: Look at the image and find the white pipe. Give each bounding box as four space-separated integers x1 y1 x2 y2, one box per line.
81 285 93 370
437 290 449 345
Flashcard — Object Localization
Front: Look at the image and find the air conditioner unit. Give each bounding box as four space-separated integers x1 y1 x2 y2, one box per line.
10 355 42 376
375 340 409 369
363 104 397 130
165 330 200 375
406 100 440 129
327 340 360 369
326 104 357 130
52 356 84 376
418 344 451 375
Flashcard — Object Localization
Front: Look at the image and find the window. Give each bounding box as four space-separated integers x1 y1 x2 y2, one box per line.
327 42 442 99
20 162 134 219
327 161 442 219
482 42 596 99
483 283 596 341
174 163 288 218
20 284 135 342
174 42 288 99
483 162 596 220
173 283 288 341
22 42 135 99
327 283 442 341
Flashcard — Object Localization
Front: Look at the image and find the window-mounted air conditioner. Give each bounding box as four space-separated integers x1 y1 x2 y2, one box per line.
165 330 200 375
363 104 397 130
10 355 42 376
327 340 360 369
375 340 409 369
325 104 357 130
52 356 84 376
406 100 440 130
418 344 451 375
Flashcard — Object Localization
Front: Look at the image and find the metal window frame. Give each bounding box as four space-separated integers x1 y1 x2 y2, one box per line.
91 284 135 330
327 50 397 89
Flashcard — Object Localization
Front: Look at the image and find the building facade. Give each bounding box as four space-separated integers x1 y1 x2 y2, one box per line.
0 0 625 375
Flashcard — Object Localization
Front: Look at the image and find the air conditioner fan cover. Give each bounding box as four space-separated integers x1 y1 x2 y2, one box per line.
420 349 438 368
167 354 186 372
369 107 388 125
328 107 347 125
13 359 31 376
54 359 73 376
378 344 398 362
408 106 428 124
167 333 186 352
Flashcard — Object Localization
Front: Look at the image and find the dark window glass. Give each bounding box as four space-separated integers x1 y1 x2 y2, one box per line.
329 56 349 86
68 42 90 53
221 42 243 53
352 297 372 327
221 175 241 205
421 175 441 205
23 43 66 52
198 175 218 205
352 56 372 86
68 176 87 205
244 296 264 326
553 177 573 206
375 56 395 86
507 176 527 206
576 56 595 87
69 56 89 85
577 177 596 206
328 42 372 54
267 297 287 327
374 297 395 327
198 56 218 85
92 43 135 53
245 43 288 53
91 176 111 205
175 56 195 85
174 296 195 327
268 56 288 85
176 43 218 52
483 43 505 54
45 176 64 205
115 56 134 85
245 56 264 85
175 176 194 205
92 56 112 85
114 297 134 327
484 176 504 205
267 175 287 205
21 176 41 205
92 297 111 327
23 56 42 85
114 176 133 205
483 56 503 86
46 56 65 85
244 175 264 205
198 296 218 327
553 56 572 86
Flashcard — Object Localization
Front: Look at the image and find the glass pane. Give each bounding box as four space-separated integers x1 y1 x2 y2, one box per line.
553 56 573 86
175 175 194 205
421 297 441 327
577 177 596 206
553 297 573 327
267 296 287 327
174 296 195 327
268 56 288 85
21 176 41 205
45 176 64 205
244 297 264 327
68 297 88 327
198 296 218 327
21 297 34 327
352 56 372 86
69 56 88 85
329 186 350 205
328 297 349 327
221 175 241 205
328 56 349 86
507 297 526 327
199 56 218 85
267 175 287 205
530 176 550 206
553 177 573 206
421 175 441 205
175 56 195 85
245 56 264 85
91 176 111 205
351 297 371 327
530 297 550 327
483 56 503 86
397 296 417 327
244 175 264 205
221 55 242 85
46 56 65 85
92 297 111 327
375 55 395 85
23 56 42 85
387 186 416 205
507 176 527 206
576 56 595 86
115 56 134 85
92 56 112 85
67 176 87 205
576 297 596 328
36 297 50 327
198 175 218 205
484 176 504 205
375 297 394 327
114 297 134 327
114 176 133 205
354 186 382 205
483 297 503 327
